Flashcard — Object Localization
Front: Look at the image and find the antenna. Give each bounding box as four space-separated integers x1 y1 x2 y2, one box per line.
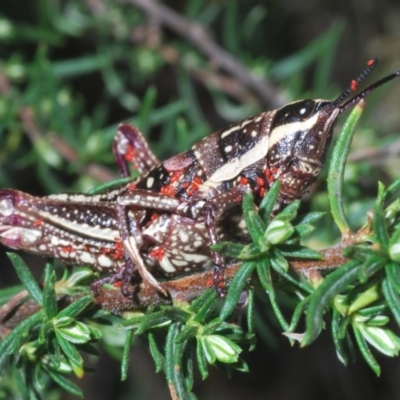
332 58 380 108
340 69 400 112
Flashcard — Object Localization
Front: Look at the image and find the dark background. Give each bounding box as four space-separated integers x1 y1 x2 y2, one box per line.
1 0 400 399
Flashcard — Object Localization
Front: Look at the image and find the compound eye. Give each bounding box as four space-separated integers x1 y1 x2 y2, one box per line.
292 100 316 120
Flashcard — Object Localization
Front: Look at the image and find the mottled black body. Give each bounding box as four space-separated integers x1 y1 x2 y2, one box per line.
1 58 399 296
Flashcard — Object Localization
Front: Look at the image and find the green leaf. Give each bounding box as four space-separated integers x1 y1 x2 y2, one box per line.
384 177 400 202
259 180 280 223
55 331 84 377
43 271 57 320
270 252 313 293
56 321 91 344
239 242 268 259
242 193 266 242
219 261 257 320
257 257 290 331
382 276 400 327
165 323 189 399
352 325 381 375
357 256 384 283
135 312 171 334
57 295 93 319
274 200 300 222
0 311 42 370
331 310 354 365
161 306 191 323
331 309 351 366
192 289 218 323
328 100 364 235
202 319 223 336
33 362 46 391
265 220 294 244
211 242 245 258
293 211 325 226
270 248 289 273
385 261 400 295
357 304 387 317
121 329 133 381
46 368 83 398
294 223 317 237
201 336 216 364
7 252 43 306
288 297 310 333
302 260 359 346
256 258 272 292
347 284 380 314
279 246 323 260
356 323 400 357
343 245 374 261
175 326 199 344
46 336 62 370
246 289 255 339
148 332 164 373
202 335 242 364
389 228 400 262
372 203 389 249
196 339 209 380
183 347 194 393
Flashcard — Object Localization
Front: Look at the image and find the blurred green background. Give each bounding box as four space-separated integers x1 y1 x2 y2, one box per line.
1 0 400 399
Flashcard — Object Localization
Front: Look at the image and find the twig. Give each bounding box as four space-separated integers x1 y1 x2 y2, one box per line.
1 234 366 327
122 0 285 108
93 244 350 313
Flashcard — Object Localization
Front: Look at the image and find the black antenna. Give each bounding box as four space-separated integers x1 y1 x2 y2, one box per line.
332 58 380 108
340 69 400 112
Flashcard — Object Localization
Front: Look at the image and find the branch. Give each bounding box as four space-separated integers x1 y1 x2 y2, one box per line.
122 0 285 108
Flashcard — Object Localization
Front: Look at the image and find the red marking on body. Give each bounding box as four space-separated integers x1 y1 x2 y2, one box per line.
124 144 135 162
240 177 248 185
193 177 203 185
149 246 165 261
259 187 266 197
186 185 197 197
113 281 123 288
61 245 74 253
112 240 124 260
160 185 176 197
350 80 358 92
34 219 43 227
101 247 113 255
150 212 159 221
367 59 375 67
169 171 183 183
185 176 203 197
256 177 265 187
205 276 213 287
128 182 137 190
84 244 90 251
264 168 276 184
